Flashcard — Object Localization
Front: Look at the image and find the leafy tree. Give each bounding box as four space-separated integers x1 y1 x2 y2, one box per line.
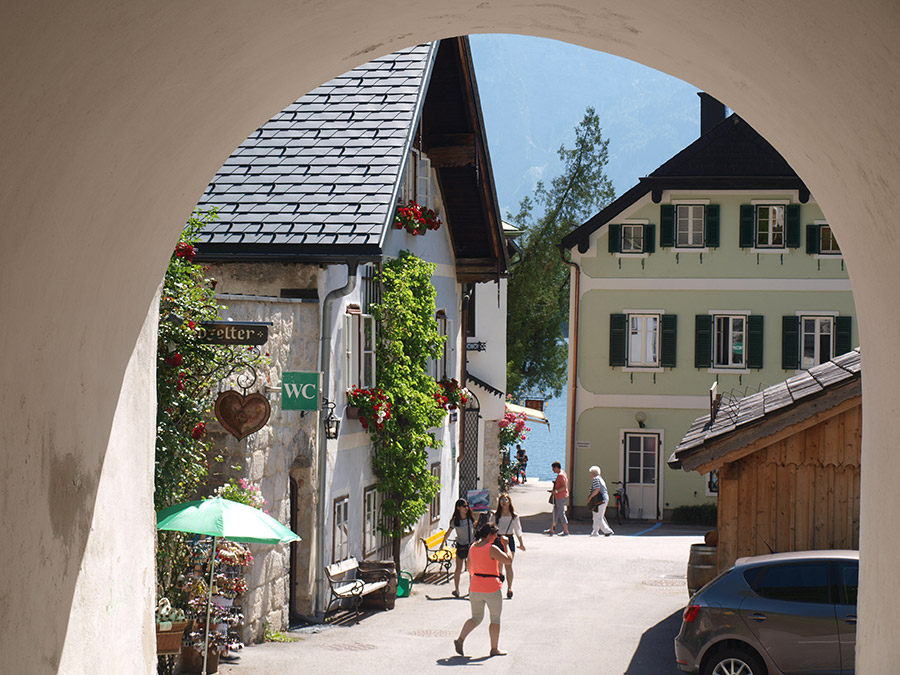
506 108 615 397
369 251 448 570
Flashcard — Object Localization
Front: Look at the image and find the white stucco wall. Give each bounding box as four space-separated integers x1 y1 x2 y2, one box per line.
4 2 900 672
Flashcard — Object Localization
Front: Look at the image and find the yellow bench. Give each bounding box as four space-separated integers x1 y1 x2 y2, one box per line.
421 529 456 582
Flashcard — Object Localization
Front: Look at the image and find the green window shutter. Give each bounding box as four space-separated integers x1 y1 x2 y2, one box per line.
644 224 656 253
747 315 764 369
739 205 755 248
608 224 621 253
660 314 677 368
610 314 627 366
782 315 800 370
806 224 821 254
786 205 801 248
694 315 712 368
660 205 675 247
706 204 720 247
835 316 853 355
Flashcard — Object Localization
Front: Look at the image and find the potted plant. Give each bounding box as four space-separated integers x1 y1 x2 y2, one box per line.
345 387 392 431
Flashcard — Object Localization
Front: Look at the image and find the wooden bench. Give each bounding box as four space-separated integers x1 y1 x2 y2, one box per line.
324 557 390 622
421 529 456 582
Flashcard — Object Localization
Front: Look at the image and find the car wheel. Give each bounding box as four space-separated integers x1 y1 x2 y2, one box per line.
701 645 767 675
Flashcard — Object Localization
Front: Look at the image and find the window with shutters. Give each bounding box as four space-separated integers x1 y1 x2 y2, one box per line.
345 309 376 390
628 314 660 367
677 205 705 247
332 495 350 563
819 225 841 254
622 224 644 253
756 205 786 248
800 316 834 369
714 315 746 368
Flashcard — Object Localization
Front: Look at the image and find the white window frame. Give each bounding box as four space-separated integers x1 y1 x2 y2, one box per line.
676 204 706 248
713 314 748 369
755 204 786 248
624 431 660 486
799 315 835 370
344 311 376 390
363 485 382 558
430 463 441 523
817 220 841 256
627 313 660 368
621 223 645 254
402 149 433 208
429 311 451 381
332 495 350 563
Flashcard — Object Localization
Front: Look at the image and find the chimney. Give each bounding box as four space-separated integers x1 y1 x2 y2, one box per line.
698 92 726 136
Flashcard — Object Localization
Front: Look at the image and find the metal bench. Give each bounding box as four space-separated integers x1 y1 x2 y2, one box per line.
421 529 456 582
324 557 390 622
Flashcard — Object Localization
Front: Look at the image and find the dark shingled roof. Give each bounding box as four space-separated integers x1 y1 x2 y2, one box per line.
561 114 809 252
195 43 436 260
670 349 861 471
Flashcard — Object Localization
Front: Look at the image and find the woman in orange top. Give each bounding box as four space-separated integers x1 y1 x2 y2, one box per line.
453 522 513 657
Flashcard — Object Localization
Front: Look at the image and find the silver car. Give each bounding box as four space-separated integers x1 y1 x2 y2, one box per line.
674 550 858 675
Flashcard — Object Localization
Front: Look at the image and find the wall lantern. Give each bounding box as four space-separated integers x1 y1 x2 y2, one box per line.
635 411 647 428
323 400 340 439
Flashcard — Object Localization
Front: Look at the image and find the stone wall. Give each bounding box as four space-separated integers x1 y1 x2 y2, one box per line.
206 262 321 641
482 419 501 506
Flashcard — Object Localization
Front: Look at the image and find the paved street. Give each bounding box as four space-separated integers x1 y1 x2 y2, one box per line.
219 480 707 675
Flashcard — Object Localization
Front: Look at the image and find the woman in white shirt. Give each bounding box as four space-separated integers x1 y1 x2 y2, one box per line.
491 492 525 599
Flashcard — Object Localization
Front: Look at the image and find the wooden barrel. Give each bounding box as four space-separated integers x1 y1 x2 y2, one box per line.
687 544 718 596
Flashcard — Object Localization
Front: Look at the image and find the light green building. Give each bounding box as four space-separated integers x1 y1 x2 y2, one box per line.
560 95 856 521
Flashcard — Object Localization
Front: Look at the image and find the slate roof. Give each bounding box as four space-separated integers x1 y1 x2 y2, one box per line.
561 113 809 252
670 349 861 470
195 43 436 261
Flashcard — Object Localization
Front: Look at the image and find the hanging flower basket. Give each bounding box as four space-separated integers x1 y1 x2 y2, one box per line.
435 378 469 410
393 200 442 236
346 405 361 420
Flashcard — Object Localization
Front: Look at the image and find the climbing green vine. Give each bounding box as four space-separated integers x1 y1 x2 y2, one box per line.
369 251 447 569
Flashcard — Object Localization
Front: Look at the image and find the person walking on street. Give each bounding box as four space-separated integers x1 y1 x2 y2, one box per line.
491 492 525 598
515 444 528 483
544 461 570 536
587 465 614 537
442 499 475 597
453 522 513 657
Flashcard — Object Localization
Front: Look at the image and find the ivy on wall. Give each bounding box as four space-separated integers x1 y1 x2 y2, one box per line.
369 251 448 568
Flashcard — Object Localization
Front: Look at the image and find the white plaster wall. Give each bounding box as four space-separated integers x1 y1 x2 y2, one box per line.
467 278 508 421
4 1 900 672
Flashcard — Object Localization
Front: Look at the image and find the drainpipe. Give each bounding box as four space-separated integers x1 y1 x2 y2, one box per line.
314 258 359 618
560 248 581 515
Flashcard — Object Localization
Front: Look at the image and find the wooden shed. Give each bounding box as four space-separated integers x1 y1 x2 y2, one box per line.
669 349 861 573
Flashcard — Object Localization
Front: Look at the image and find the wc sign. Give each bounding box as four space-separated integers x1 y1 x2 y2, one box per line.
282 372 321 411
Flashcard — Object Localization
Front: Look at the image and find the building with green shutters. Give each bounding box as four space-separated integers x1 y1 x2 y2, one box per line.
560 94 856 521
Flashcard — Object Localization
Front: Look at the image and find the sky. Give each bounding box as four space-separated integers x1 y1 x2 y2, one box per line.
468 34 704 219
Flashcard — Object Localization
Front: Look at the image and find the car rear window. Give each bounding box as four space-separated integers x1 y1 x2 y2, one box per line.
743 562 831 604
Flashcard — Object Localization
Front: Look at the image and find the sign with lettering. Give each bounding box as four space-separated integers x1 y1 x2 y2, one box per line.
197 321 269 346
282 372 321 411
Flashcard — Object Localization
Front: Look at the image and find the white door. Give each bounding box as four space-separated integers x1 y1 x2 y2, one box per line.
624 433 660 520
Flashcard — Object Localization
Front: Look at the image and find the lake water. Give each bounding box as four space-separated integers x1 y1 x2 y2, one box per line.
515 391 568 482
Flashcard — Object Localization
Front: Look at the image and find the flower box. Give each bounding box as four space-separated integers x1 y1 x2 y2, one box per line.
180 644 219 674
346 406 360 420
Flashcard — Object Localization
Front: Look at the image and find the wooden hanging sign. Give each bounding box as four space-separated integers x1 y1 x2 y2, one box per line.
214 390 271 440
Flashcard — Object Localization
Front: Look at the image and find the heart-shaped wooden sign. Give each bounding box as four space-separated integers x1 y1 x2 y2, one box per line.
214 390 271 440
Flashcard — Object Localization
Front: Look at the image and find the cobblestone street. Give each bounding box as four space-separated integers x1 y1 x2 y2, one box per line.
219 480 706 675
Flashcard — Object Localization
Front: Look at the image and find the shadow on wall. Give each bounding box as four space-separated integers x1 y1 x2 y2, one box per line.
624 609 684 675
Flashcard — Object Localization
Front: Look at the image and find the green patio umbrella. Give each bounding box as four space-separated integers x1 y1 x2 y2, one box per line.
157 497 301 673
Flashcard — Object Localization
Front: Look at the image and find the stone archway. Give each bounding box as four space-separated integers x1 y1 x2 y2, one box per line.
3 2 899 672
